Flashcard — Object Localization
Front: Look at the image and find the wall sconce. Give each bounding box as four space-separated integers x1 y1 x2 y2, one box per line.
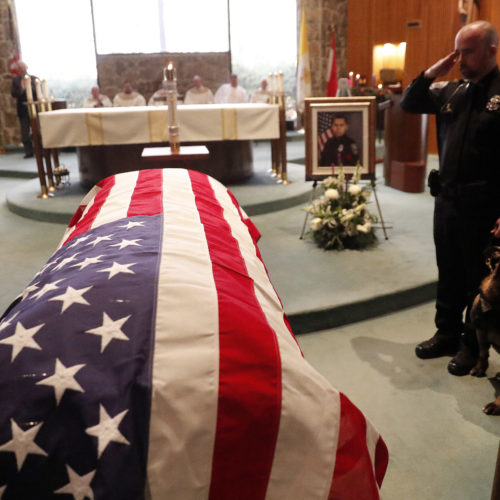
373 42 406 84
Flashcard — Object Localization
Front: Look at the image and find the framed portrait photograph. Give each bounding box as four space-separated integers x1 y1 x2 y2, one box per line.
304 97 377 180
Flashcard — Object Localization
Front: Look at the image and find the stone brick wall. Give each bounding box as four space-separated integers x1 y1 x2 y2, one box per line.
0 1 21 147
97 52 231 102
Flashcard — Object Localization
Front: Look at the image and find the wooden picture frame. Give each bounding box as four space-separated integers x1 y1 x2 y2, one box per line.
304 97 377 180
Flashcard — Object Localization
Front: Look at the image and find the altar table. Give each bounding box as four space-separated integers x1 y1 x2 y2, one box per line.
38 104 280 188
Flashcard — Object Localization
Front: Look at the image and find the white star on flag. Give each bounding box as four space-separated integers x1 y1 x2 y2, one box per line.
0 311 19 332
0 419 47 470
54 465 95 500
85 405 130 458
68 235 91 248
119 221 144 230
85 313 130 352
20 283 39 300
35 258 59 277
110 239 142 250
52 253 80 271
97 262 135 280
31 279 65 301
49 286 92 313
87 235 113 247
36 358 85 404
70 255 104 270
0 321 44 361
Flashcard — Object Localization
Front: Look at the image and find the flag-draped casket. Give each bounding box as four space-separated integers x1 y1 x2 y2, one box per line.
0 169 388 499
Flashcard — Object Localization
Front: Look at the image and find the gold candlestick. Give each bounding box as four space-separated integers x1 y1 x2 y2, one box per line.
24 75 36 117
165 61 180 153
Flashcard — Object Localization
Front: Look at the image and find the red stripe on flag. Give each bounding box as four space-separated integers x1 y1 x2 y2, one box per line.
62 176 116 246
226 187 301 352
328 393 386 500
374 435 389 487
127 169 164 217
188 171 282 500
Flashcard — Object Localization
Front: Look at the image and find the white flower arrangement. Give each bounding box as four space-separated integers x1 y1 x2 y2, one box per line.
305 165 378 250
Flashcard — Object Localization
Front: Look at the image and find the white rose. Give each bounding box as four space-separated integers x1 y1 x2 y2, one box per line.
325 188 339 200
311 217 323 231
341 212 355 222
356 222 371 233
348 184 362 196
354 203 366 213
323 176 337 187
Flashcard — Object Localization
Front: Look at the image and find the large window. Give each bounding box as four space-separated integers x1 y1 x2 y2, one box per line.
229 0 297 102
15 0 297 105
91 0 229 54
15 0 97 104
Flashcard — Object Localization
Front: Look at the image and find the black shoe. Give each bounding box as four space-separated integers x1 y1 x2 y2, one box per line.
447 344 477 376
415 333 459 359
23 153 33 159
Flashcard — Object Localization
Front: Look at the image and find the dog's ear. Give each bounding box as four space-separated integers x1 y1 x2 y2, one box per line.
485 246 500 271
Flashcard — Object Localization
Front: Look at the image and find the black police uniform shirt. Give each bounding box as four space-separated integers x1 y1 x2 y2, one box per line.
319 135 359 166
400 66 500 190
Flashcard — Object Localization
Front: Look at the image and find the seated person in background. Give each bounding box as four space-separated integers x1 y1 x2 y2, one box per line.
319 114 359 166
83 86 112 108
184 75 214 104
148 81 168 106
113 82 146 107
214 74 248 103
251 78 271 103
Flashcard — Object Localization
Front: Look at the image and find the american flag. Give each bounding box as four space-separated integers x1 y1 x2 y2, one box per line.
318 112 336 152
0 168 388 499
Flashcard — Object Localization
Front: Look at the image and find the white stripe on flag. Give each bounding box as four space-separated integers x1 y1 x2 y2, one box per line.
366 419 381 479
147 169 219 499
208 178 340 499
90 171 139 229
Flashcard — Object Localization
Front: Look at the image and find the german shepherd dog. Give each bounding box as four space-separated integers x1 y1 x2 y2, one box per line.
470 246 500 415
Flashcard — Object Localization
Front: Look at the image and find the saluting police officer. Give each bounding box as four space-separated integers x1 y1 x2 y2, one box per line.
319 115 359 166
401 20 500 376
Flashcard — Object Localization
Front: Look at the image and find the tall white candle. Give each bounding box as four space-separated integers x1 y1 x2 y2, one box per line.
24 75 33 102
278 71 284 95
35 78 43 102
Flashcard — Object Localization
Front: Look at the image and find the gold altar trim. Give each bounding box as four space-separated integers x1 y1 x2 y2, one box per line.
221 108 238 140
148 110 169 142
85 113 104 145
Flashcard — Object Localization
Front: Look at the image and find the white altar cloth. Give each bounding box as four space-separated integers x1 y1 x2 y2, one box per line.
38 104 279 148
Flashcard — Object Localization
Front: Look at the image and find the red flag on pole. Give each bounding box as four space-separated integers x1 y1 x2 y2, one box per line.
327 31 338 97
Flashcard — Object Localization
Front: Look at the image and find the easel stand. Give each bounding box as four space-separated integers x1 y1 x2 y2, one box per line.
299 180 318 239
299 175 389 240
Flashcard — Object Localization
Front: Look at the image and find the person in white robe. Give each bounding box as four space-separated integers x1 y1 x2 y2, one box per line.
251 78 271 104
83 86 112 108
148 81 168 106
184 75 214 105
214 74 248 104
113 82 146 107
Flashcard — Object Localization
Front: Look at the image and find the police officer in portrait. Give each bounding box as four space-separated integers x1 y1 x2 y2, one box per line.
319 114 359 166
401 20 500 376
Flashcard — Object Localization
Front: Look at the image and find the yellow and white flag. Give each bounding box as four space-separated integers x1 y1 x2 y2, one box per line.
296 6 311 113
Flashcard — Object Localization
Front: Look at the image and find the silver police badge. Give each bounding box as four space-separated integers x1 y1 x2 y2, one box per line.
486 95 500 111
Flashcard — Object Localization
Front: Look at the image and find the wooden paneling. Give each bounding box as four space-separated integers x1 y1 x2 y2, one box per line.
347 0 489 154
347 0 373 77
373 0 407 44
